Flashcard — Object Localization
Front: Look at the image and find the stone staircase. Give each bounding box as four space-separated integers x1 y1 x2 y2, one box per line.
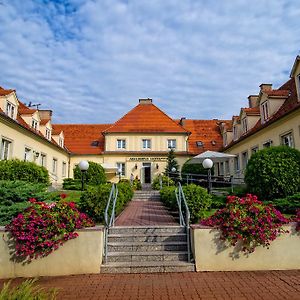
101 226 195 273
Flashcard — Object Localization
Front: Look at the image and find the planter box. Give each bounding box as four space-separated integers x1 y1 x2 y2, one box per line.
191 223 300 271
0 226 104 279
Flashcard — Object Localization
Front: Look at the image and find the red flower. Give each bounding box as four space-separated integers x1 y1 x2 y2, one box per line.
60 193 67 199
29 198 36 203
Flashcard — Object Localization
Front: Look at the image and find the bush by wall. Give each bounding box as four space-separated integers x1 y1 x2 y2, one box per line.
0 202 30 226
264 193 300 215
181 159 209 175
201 194 289 254
0 159 49 184
245 146 300 200
160 186 177 210
5 199 94 261
62 178 82 190
78 182 133 223
152 175 175 190
73 161 106 185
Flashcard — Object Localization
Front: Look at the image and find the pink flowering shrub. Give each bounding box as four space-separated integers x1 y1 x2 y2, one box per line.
5 197 94 261
201 194 289 254
295 210 300 232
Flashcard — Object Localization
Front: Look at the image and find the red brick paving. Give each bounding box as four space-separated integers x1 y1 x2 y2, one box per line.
1 270 300 299
115 198 177 226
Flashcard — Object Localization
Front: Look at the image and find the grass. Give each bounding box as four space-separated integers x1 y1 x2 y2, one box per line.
46 190 83 204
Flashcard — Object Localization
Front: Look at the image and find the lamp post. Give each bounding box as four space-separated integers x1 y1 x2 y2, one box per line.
78 160 89 191
202 158 213 194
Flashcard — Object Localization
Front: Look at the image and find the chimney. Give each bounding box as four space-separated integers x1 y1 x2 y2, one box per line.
259 83 272 92
139 98 152 104
179 117 186 126
38 110 52 120
248 95 259 108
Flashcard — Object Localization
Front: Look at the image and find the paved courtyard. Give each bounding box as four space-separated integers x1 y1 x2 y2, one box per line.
1 270 299 300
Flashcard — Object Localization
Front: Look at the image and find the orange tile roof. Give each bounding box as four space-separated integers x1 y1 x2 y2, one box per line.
264 89 289 97
243 107 260 116
182 120 226 155
0 86 14 96
104 102 189 133
53 124 111 154
40 118 50 125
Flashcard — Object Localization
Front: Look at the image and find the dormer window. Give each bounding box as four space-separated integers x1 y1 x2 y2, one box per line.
32 119 38 130
196 141 203 147
233 126 238 140
261 101 269 122
59 138 64 148
242 117 248 133
223 134 227 146
6 101 15 119
45 128 51 140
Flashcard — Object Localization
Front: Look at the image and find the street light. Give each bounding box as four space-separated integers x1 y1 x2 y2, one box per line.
118 167 122 181
202 158 213 194
78 160 89 191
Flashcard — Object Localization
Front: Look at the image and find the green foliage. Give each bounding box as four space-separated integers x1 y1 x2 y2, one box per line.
152 175 175 190
160 186 177 210
181 159 209 175
74 161 106 185
62 178 82 190
182 184 212 223
0 278 57 300
245 146 300 199
0 202 30 226
210 194 227 209
264 193 300 214
0 181 48 205
132 178 142 190
165 149 179 175
78 182 133 223
0 159 49 185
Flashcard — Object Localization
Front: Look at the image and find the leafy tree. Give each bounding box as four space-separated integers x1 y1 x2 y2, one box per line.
74 161 106 185
165 149 179 175
245 146 300 199
181 159 209 175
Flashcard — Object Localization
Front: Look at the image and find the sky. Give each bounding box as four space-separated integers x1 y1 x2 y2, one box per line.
0 0 299 124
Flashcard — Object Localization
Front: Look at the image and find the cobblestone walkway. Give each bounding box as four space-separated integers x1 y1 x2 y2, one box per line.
2 270 299 299
115 192 177 226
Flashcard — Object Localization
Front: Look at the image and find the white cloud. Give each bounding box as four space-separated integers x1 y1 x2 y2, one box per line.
0 0 299 124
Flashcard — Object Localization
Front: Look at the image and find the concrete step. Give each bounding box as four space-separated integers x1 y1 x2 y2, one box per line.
108 233 187 243
101 261 195 274
108 241 187 252
109 226 186 235
106 251 188 263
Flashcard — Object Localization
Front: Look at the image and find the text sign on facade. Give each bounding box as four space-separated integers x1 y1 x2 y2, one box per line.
127 157 167 162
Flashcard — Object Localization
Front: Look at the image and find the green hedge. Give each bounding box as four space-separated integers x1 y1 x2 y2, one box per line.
152 175 175 190
160 184 212 223
0 159 49 184
74 161 106 185
264 193 300 214
62 178 82 190
0 202 30 225
78 181 133 223
245 146 300 199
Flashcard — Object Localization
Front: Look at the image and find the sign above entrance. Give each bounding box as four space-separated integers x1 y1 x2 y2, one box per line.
127 157 167 162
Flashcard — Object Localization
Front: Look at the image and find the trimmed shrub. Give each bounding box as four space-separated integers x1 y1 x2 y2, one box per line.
116 181 134 214
0 202 30 226
0 159 49 184
152 175 175 190
62 178 82 190
181 159 209 175
0 180 48 205
245 146 300 199
182 184 212 223
264 192 300 214
160 186 177 210
132 178 142 190
74 161 106 185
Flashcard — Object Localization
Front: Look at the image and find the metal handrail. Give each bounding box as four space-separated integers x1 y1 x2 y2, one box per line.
175 182 191 263
104 183 118 263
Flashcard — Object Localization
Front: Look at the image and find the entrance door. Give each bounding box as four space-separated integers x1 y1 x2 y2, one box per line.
143 163 151 183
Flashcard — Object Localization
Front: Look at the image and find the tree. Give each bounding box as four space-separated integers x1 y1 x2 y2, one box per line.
181 159 209 175
74 161 106 185
165 149 179 178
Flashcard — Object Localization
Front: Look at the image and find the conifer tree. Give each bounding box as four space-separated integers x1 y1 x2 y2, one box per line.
165 149 179 176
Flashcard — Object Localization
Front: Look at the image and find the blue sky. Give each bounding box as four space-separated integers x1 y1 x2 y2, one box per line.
0 0 299 124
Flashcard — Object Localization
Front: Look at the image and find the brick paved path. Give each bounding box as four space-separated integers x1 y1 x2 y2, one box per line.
2 270 299 299
115 192 177 226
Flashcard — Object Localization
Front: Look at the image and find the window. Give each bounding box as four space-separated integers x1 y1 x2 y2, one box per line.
117 139 126 149
263 140 273 148
225 161 230 174
59 138 64 148
261 101 269 122
251 146 259 154
167 139 176 149
62 162 67 177
45 128 51 140
24 147 31 161
1 138 12 160
52 158 57 174
223 134 227 146
241 151 248 169
31 119 38 130
233 126 238 140
116 162 125 176
242 117 248 133
219 162 224 176
234 155 240 172
281 131 294 147
6 102 15 119
40 153 46 167
142 139 151 150
196 141 203 147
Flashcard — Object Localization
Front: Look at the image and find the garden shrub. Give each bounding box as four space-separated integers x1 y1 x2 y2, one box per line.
116 181 134 214
182 184 212 223
201 194 289 254
264 193 300 214
181 159 209 175
245 146 300 199
210 194 227 209
0 180 48 205
132 178 142 190
295 210 300 232
0 159 49 184
74 161 106 185
0 202 30 226
62 178 82 190
5 199 94 261
152 175 175 190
